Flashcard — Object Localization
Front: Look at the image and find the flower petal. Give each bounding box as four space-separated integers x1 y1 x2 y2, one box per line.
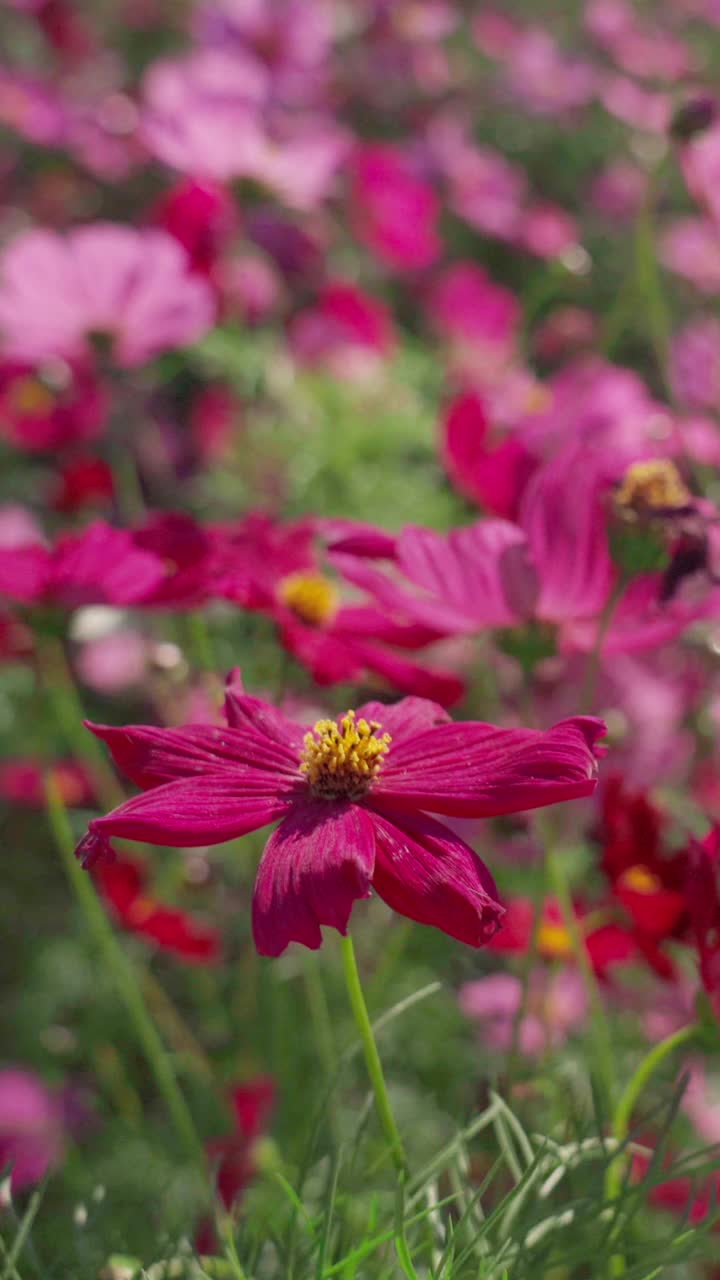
369 807 504 947
374 716 605 816
355 695 451 743
75 775 291 867
86 721 301 790
252 802 375 956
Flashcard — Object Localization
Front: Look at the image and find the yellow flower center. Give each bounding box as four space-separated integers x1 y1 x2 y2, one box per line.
7 376 55 416
300 710 391 800
536 920 573 960
618 864 661 895
615 459 691 517
278 572 339 627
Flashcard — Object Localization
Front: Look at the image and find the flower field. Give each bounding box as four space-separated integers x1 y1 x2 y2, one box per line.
4 2 720 1277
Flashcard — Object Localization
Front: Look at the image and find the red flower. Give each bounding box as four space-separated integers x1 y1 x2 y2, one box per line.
0 759 94 808
600 777 688 964
209 1077 274 1209
686 826 720 1017
95 855 221 964
75 673 605 957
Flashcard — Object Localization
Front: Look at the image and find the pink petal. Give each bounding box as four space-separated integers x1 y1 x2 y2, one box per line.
373 716 605 816
252 801 375 956
394 522 524 631
354 695 451 744
347 638 465 707
87 721 302 790
75 776 292 866
519 447 615 623
0 545 51 603
222 684 306 752
369 807 504 946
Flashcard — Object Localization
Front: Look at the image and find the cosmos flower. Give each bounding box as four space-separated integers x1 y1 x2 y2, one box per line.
0 1069 73 1191
95 855 221 964
0 224 215 367
74 674 605 956
0 521 167 608
459 967 588 1057
351 144 441 271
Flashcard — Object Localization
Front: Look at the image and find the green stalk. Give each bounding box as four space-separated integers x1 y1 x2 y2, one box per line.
339 933 409 1178
45 774 205 1167
543 836 615 1110
35 634 124 810
605 1024 698 1277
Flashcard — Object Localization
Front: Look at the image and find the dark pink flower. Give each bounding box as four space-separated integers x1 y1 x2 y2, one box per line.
0 521 167 608
75 675 605 956
0 225 215 367
425 264 520 354
351 144 441 271
289 280 395 379
440 391 534 519
152 178 238 276
215 513 464 705
0 360 107 454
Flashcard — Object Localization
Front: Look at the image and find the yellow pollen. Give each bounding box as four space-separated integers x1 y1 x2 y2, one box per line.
619 864 662 895
278 572 340 627
300 710 391 800
615 459 691 517
537 920 573 959
8 377 55 416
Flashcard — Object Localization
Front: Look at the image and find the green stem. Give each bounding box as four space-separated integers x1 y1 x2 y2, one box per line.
45 774 205 1168
604 1023 698 1276
544 839 615 1109
339 933 408 1178
35 634 124 810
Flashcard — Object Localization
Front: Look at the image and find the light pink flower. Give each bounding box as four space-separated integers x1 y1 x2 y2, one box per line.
459 967 588 1056
0 225 215 367
660 217 720 292
0 1070 71 1191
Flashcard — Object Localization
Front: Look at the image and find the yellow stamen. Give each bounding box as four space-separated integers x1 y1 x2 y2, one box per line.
7 376 54 416
615 459 691 517
278 572 339 627
300 710 391 800
618 864 661 895
537 920 573 960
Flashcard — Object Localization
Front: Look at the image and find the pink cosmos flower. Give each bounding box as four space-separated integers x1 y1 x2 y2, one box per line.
215 513 464 705
351 144 441 271
497 29 596 118
0 521 167 608
0 360 107 454
440 391 534 520
459 967 587 1056
75 674 605 956
334 446 614 635
0 1069 72 1191
0 225 214 367
670 316 720 408
152 178 238 276
660 217 720 292
425 264 520 355
289 280 395 379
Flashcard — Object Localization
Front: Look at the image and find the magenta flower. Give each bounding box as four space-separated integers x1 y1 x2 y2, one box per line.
0 520 167 608
0 224 215 367
351 144 441 272
75 676 605 957
0 1069 71 1191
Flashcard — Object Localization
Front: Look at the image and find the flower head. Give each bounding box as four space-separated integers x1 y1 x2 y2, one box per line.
75 674 605 957
0 224 215 367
